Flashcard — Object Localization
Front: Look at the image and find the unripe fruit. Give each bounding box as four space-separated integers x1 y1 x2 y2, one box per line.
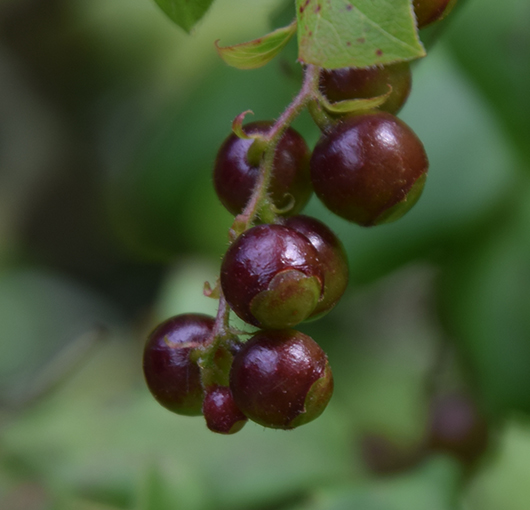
413 0 457 29
428 393 490 466
284 215 349 319
221 224 323 329
310 112 428 226
143 314 213 415
203 385 248 434
230 329 333 429
320 63 412 115
214 122 312 217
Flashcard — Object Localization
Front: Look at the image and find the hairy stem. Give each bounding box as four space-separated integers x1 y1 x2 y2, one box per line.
200 64 322 383
232 64 321 233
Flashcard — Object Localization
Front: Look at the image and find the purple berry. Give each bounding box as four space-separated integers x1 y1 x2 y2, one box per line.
143 314 213 415
230 329 334 429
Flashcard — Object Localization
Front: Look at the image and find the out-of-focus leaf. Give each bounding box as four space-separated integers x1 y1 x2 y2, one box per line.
107 61 300 261
153 0 215 33
2 332 352 510
135 463 204 510
445 0 530 168
0 269 118 403
439 180 530 415
465 421 530 510
289 457 461 510
216 22 297 69
296 0 425 69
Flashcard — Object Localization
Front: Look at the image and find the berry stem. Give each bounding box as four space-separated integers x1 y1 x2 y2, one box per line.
231 64 321 235
200 65 322 386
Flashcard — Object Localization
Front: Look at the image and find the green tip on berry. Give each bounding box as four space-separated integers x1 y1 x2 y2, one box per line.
374 173 427 225
289 362 334 428
250 270 322 329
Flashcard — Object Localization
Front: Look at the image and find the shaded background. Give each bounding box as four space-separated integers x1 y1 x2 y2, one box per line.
1 0 530 508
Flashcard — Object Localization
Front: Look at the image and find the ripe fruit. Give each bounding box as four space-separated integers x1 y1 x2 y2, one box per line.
143 314 213 415
413 0 457 29
360 433 426 476
319 63 412 115
427 393 490 466
310 111 428 226
214 122 312 217
284 215 349 319
220 224 323 329
230 329 333 429
202 385 248 434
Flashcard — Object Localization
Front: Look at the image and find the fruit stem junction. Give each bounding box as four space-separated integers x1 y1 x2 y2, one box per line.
230 64 321 237
200 64 322 386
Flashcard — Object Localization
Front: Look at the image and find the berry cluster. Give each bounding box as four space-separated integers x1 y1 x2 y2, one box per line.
143 0 456 434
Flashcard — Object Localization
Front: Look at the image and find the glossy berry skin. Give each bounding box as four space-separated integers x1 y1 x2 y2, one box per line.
143 314 213 416
310 112 428 226
230 329 333 429
221 224 323 329
203 385 248 435
413 0 457 29
214 122 312 217
320 63 412 115
428 393 490 466
284 215 349 319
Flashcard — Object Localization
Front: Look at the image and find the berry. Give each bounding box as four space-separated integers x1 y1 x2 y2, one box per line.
427 393 490 466
203 385 248 434
230 329 333 429
413 0 457 29
284 215 349 319
320 63 412 115
214 122 312 217
360 433 426 476
220 224 323 329
310 111 428 226
143 314 213 415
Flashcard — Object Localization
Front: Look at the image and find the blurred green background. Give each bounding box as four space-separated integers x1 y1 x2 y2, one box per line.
1 0 530 508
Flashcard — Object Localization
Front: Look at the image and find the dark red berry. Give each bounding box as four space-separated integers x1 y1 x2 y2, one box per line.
284 215 349 319
360 433 427 476
202 385 248 434
320 63 412 115
220 224 323 329
230 329 333 429
143 314 213 415
310 112 428 226
214 122 312 217
413 0 457 29
428 393 490 466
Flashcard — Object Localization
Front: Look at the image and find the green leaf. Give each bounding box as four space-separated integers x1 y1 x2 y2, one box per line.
216 22 297 69
296 0 425 69
153 0 215 33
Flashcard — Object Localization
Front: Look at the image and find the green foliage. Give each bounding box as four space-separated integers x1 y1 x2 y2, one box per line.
296 0 425 69
216 22 297 69
153 0 216 32
439 181 530 415
445 0 530 167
